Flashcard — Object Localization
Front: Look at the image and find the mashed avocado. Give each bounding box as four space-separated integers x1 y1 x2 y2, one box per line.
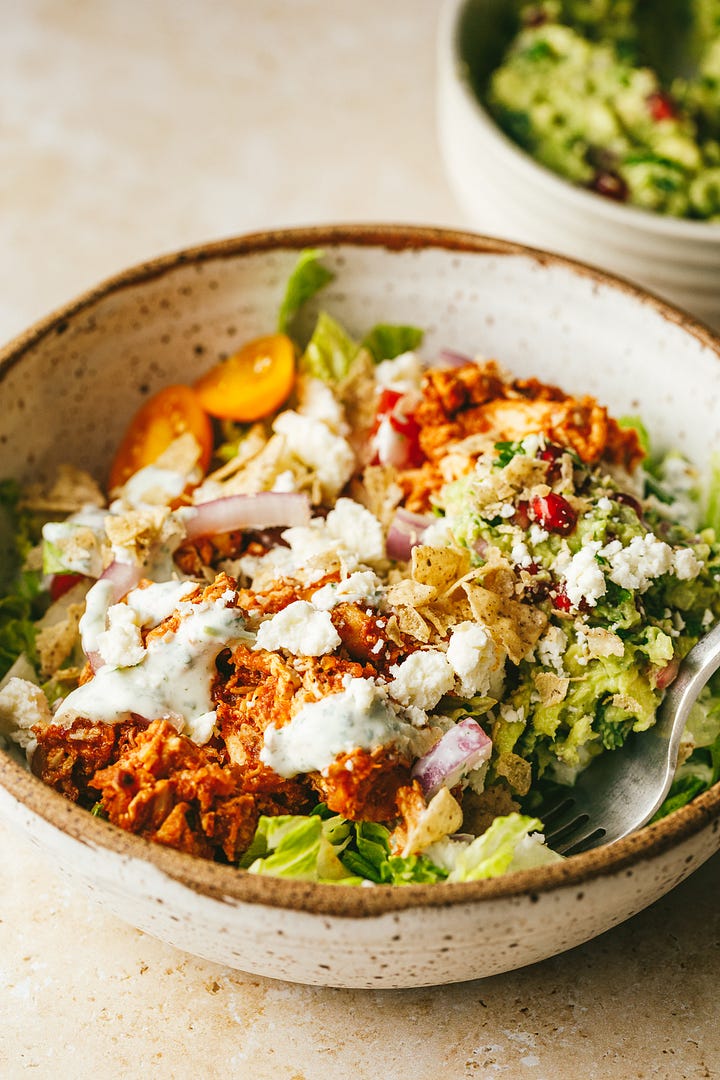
487 0 720 219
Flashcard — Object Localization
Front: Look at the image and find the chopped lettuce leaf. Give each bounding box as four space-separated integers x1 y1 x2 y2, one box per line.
362 324 424 364
447 813 558 882
618 415 650 455
241 810 447 885
299 311 359 385
0 480 46 678
277 249 334 336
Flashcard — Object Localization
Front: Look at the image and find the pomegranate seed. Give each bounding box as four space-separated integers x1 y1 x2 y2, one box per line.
647 91 677 122
512 500 531 530
538 443 565 481
530 493 577 535
615 492 643 518
589 170 628 203
553 587 572 612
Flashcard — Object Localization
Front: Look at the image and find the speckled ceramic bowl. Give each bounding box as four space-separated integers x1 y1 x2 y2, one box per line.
437 0 720 331
0 225 719 989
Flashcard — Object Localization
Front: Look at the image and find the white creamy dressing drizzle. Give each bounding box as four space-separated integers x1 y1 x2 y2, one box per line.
57 589 251 744
260 677 422 778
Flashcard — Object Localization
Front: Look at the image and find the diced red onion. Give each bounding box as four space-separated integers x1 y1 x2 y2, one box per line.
386 507 433 561
654 655 680 690
412 718 492 799
184 492 311 540
439 349 473 368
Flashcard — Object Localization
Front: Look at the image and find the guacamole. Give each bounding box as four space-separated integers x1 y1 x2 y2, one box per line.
487 0 720 219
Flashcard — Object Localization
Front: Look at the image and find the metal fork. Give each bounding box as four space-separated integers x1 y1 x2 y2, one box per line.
540 620 720 856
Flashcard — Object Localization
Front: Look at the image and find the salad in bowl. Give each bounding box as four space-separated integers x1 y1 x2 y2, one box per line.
1 249 719 888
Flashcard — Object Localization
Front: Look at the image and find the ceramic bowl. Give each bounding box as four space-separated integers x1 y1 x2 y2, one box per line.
1 225 719 989
437 0 720 331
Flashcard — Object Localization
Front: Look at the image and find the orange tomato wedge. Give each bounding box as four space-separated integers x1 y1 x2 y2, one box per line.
108 384 213 491
193 333 295 422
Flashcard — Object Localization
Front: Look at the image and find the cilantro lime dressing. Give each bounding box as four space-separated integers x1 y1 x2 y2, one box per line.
56 596 251 744
260 677 421 778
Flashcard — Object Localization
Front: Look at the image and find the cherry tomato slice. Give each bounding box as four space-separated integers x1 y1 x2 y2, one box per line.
193 334 295 422
50 573 84 602
108 384 213 491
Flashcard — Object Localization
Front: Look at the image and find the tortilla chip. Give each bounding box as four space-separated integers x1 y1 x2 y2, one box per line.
461 783 520 835
463 581 547 664
584 627 625 659
36 601 85 677
400 787 463 857
534 672 570 706
21 465 105 513
386 579 437 608
154 432 203 476
494 751 533 796
395 605 432 642
351 465 403 527
411 545 470 592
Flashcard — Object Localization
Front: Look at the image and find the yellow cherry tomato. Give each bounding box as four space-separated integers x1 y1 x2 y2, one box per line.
108 384 213 491
193 333 296 421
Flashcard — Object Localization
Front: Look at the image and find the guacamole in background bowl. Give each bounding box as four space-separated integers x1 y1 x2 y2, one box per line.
486 0 720 219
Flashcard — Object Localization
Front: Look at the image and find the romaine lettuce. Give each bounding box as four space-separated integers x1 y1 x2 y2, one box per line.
277 248 334 336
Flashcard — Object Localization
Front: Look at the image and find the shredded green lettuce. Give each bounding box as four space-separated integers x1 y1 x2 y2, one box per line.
299 311 360 385
0 480 45 678
361 324 424 364
277 248 334 336
705 449 720 535
241 807 448 885
447 813 560 882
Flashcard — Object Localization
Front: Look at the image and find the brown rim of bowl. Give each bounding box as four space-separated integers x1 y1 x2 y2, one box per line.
0 223 719 919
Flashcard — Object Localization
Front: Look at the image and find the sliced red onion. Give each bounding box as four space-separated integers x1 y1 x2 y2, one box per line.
183 492 311 540
386 507 433 561
412 718 492 799
100 559 144 602
439 349 473 368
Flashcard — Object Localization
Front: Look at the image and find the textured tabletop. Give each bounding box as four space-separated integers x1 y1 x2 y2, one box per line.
0 3 718 1077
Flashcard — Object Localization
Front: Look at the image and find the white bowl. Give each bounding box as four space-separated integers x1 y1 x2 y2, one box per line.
437 0 720 331
1 225 719 989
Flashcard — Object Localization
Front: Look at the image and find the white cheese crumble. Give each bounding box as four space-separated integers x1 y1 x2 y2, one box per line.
325 498 385 565
118 465 190 508
296 374 349 434
511 539 533 569
260 677 420 778
536 625 569 675
604 533 673 592
673 547 703 581
557 541 606 607
388 650 455 711
254 600 341 656
311 571 383 611
272 410 355 499
0 677 52 754
97 603 145 668
446 621 503 698
374 351 423 393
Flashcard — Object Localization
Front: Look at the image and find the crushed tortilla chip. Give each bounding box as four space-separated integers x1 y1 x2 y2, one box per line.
399 786 463 857
584 627 625 659
21 465 105 514
463 580 547 664
351 465 403 527
104 507 182 565
411 545 470 592
153 432 203 476
534 671 570 706
494 751 533 795
386 579 437 608
394 605 432 642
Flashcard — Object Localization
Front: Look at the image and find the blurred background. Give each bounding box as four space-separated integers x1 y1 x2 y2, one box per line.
0 0 464 342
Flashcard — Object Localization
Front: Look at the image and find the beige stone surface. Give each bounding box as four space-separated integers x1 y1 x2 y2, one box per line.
0 2 718 1077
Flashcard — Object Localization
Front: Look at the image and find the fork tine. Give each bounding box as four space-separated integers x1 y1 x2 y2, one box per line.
559 826 607 857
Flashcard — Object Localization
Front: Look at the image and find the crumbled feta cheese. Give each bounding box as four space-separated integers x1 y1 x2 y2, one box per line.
673 546 702 581
446 621 503 697
296 375 349 434
271 470 297 493
388 650 455 710
374 352 423 392
604 533 673 592
702 608 715 628
311 571 383 611
421 516 453 547
97 603 145 668
559 541 606 607
254 600 341 656
597 496 614 512
536 625 569 674
520 433 544 457
325 498 385 565
499 504 516 519
272 410 355 499
511 539 533 569
529 523 549 545
0 677 52 753
120 465 189 508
